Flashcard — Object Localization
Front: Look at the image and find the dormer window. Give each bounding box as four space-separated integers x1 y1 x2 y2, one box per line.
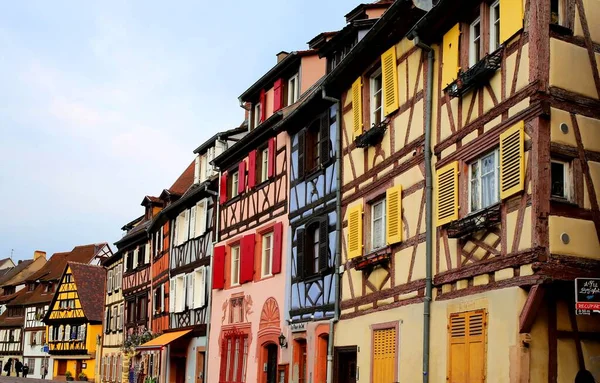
287 74 300 106
253 103 262 129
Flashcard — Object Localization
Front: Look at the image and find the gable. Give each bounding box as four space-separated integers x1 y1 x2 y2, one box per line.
47 266 85 320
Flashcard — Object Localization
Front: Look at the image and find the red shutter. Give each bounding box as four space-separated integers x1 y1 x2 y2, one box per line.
273 79 284 112
272 222 283 274
268 138 276 178
219 337 228 382
248 151 256 189
212 246 225 289
239 234 255 284
238 161 246 195
260 89 266 122
219 172 228 204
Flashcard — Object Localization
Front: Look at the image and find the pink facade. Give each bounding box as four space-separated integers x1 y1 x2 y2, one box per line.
208 130 292 383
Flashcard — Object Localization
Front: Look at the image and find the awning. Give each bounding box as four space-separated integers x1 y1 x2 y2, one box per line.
136 330 192 351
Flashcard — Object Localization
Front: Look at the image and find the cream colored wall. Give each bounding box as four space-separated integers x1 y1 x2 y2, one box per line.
550 38 600 99
574 0 600 43
299 54 325 94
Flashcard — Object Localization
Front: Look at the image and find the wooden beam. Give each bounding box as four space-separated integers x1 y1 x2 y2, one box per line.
519 284 546 333
548 290 557 383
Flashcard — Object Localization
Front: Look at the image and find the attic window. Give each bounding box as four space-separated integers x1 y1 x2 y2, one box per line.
28 284 35 291
64 274 73 283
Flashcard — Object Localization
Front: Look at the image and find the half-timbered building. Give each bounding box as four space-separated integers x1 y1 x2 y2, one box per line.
16 244 110 380
100 251 125 383
44 262 106 381
207 47 326 383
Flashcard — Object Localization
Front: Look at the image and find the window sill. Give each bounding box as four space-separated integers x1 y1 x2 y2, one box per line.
355 120 388 149
444 47 503 98
550 23 573 36
550 196 576 206
351 247 392 271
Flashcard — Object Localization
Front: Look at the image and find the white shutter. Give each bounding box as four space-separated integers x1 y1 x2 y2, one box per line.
178 275 186 312
176 213 184 246
194 155 200 184
169 278 176 313
144 243 150 264
196 200 206 236
190 206 197 239
194 267 206 309
132 248 139 269
160 284 165 312
124 252 129 272
107 270 113 292
183 210 190 242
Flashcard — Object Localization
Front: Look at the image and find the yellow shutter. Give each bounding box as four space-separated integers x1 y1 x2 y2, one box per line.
352 77 363 138
347 203 363 259
448 310 487 383
372 327 397 383
499 0 524 43
442 24 461 87
436 162 459 226
381 46 399 116
386 185 403 245
499 121 525 199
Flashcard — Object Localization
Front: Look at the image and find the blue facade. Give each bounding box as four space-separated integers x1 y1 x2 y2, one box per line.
289 104 338 322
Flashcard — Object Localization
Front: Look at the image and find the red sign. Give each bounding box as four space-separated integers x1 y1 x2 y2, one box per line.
576 302 600 310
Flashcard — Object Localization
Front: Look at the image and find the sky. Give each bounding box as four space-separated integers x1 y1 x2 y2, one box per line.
0 0 352 261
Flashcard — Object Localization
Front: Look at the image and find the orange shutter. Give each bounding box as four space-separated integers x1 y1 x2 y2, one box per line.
372 327 397 383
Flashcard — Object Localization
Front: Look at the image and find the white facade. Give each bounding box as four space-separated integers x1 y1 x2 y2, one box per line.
22 305 52 379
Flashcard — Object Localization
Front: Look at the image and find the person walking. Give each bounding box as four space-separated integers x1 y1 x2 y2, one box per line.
4 358 12 376
22 363 29 378
15 359 22 377
575 369 596 383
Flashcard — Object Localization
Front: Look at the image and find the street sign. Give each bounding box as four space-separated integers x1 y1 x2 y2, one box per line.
575 278 600 315
42 344 49 353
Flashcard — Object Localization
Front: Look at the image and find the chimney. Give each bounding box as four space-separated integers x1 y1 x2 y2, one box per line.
244 102 252 121
33 251 46 261
276 51 289 63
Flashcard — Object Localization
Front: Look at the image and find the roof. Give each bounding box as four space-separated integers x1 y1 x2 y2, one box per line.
27 244 102 283
168 160 195 196
121 215 144 231
0 260 33 286
308 31 340 50
193 125 248 155
0 257 47 288
407 0 464 42
0 258 13 268
0 305 25 328
141 196 163 206
9 281 53 306
114 219 151 249
137 330 191 350
345 1 394 22
66 262 106 323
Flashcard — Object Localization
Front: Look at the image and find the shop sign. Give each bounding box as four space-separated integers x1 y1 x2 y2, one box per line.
575 278 600 315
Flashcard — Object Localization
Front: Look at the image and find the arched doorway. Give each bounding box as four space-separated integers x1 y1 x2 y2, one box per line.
257 298 281 383
265 343 278 383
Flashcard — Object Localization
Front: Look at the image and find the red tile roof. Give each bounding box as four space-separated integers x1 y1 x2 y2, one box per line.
167 160 195 196
0 310 24 328
67 262 106 323
27 244 101 283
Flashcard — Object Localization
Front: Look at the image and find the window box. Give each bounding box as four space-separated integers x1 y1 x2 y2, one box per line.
445 47 503 98
355 120 388 148
446 203 501 239
352 246 392 271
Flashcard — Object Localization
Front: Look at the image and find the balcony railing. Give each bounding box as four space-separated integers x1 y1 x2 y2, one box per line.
48 340 88 355
444 48 503 98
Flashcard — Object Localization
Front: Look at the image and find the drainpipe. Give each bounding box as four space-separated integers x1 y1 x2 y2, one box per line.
321 87 342 383
413 35 434 383
204 159 222 383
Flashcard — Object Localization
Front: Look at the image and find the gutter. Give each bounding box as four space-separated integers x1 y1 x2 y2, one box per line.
412 35 434 383
321 87 342 383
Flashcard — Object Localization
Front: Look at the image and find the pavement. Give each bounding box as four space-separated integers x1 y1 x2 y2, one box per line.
0 376 64 383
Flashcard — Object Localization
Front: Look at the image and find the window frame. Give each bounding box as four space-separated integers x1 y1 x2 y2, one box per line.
253 103 261 129
551 0 566 26
230 245 241 287
489 1 501 52
369 67 383 127
230 171 239 199
261 232 274 278
287 73 300 106
305 120 322 174
370 198 387 251
468 149 500 213
551 159 572 201
469 16 482 67
260 147 269 183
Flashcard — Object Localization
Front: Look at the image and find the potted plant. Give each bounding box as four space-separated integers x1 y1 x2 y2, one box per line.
65 371 74 381
78 372 88 381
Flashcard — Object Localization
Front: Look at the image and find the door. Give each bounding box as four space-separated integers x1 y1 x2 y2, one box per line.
57 360 67 376
195 350 205 383
298 340 307 383
334 347 357 383
372 328 397 383
266 344 278 383
75 361 82 378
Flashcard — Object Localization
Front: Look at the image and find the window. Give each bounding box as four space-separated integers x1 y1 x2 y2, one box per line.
64 274 72 283
448 310 486 382
154 287 162 314
27 359 35 375
260 148 269 183
28 283 35 292
186 273 194 310
261 232 274 277
305 120 321 173
231 245 241 286
107 270 113 293
370 68 383 126
137 245 146 266
44 283 52 293
469 150 499 212
126 251 134 271
303 223 321 277
490 1 500 51
126 300 135 325
551 160 571 200
118 304 123 330
287 73 300 106
219 333 249 383
371 199 386 250
230 171 239 199
469 17 482 67
193 267 206 309
112 306 118 331
551 0 565 25
229 297 244 324
59 299 75 310
254 103 262 129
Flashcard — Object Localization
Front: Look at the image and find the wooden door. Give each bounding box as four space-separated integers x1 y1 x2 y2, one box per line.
57 360 67 375
298 341 307 383
266 344 278 383
75 361 82 378
195 350 205 383
448 310 486 383
372 327 397 383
